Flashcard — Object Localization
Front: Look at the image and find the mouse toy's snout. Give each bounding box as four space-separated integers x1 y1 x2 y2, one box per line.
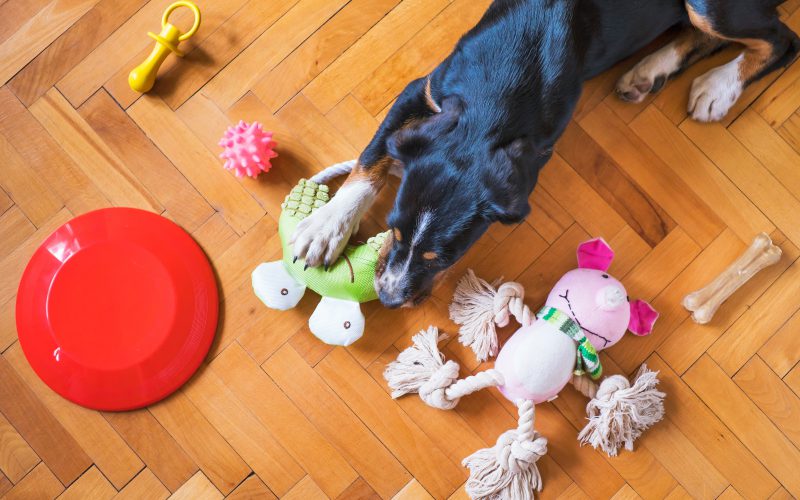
596 285 626 311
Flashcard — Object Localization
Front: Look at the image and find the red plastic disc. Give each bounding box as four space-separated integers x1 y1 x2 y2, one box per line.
16 208 218 411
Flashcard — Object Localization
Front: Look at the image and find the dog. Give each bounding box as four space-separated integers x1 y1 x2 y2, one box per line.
291 0 799 308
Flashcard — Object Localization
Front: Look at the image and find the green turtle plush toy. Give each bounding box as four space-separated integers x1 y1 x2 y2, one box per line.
252 162 388 346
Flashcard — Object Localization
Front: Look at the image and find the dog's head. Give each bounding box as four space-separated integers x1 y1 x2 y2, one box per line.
375 96 548 307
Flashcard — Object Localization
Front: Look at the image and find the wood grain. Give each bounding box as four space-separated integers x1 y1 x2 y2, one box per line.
2 1 800 498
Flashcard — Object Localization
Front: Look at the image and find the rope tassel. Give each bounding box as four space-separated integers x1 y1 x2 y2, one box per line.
578 364 665 456
464 400 547 499
449 270 532 362
383 326 503 410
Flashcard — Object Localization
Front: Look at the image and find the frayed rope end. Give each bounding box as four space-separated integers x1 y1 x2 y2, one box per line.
578 364 665 456
449 269 501 362
463 400 547 500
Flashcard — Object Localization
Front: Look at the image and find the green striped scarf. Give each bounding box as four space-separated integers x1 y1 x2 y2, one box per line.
536 306 602 380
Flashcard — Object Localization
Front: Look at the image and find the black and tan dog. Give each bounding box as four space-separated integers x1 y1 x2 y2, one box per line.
291 0 799 308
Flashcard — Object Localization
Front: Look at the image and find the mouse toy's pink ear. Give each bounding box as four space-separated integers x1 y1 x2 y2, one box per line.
577 238 614 271
629 299 658 336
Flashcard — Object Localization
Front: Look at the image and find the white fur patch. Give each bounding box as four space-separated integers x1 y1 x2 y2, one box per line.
378 211 433 298
688 54 744 122
291 179 376 266
617 43 682 102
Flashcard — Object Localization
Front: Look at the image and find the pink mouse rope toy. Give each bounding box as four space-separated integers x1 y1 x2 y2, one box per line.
385 238 665 499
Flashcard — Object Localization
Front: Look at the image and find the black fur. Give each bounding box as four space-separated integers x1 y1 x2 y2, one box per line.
367 0 797 307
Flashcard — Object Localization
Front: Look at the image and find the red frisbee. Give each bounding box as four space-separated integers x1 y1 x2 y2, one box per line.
16 208 218 411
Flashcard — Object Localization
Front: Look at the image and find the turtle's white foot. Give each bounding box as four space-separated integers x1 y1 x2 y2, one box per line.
252 261 306 311
309 297 365 346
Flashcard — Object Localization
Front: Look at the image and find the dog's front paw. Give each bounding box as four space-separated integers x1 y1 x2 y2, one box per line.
616 46 681 102
291 202 357 268
688 56 743 122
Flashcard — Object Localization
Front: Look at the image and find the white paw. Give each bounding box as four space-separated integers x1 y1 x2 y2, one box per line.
290 201 356 267
688 54 743 122
616 43 681 102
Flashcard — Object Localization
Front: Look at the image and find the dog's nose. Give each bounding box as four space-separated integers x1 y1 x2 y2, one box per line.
376 271 408 308
378 289 406 309
596 285 626 311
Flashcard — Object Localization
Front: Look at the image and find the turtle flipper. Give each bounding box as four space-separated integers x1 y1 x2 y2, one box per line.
252 261 306 311
309 297 364 346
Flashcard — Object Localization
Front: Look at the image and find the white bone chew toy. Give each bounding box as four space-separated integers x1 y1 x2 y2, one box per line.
683 232 781 324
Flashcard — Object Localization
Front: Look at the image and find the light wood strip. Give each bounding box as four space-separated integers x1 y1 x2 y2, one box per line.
0 0 99 86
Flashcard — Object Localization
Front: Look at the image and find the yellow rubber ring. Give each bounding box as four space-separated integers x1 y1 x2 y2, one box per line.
161 1 201 41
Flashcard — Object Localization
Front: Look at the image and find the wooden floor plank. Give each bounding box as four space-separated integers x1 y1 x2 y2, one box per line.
0 355 91 486
149 390 251 496
647 355 779 499
211 343 358 498
182 365 305 497
4 343 144 489
302 0 450 114
3 2 800 498
102 409 198 492
29 88 162 212
0 0 99 86
59 465 116 500
684 355 800 497
78 89 214 232
115 469 169 500
127 96 265 234
3 462 64 500
7 0 147 106
201 0 347 110
0 412 40 483
264 344 411 499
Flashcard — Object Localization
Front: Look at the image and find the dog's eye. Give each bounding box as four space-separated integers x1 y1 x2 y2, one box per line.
423 251 437 261
393 228 402 242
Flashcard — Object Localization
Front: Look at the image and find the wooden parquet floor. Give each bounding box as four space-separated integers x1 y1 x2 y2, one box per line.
2 0 800 498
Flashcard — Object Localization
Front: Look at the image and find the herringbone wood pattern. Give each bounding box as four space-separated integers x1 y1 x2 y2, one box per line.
2 0 800 498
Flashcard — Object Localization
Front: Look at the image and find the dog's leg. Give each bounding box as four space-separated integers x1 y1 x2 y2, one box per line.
686 0 800 122
291 78 433 267
617 28 725 103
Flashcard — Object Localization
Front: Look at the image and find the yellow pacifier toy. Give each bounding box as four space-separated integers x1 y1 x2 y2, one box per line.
128 1 201 93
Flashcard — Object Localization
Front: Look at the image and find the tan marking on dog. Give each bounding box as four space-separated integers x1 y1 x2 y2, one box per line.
344 156 394 191
375 231 394 278
422 251 437 260
686 3 775 83
424 76 441 113
393 227 402 242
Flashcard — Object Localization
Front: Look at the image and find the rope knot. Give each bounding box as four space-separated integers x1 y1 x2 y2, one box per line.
494 430 548 474
419 360 461 409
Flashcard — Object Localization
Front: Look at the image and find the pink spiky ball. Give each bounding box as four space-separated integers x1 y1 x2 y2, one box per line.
218 121 278 178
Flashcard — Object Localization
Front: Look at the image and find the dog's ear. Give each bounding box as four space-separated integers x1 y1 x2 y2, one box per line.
387 96 463 162
483 138 538 224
